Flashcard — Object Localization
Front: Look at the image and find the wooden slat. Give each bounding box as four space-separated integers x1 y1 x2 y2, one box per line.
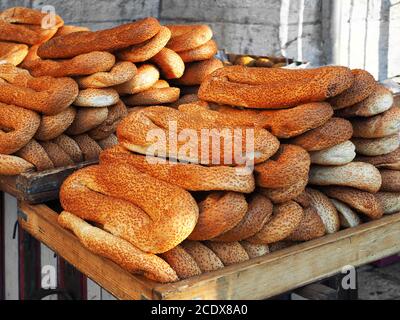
18 201 400 300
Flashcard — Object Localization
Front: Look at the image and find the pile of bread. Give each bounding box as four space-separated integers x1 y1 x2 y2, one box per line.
0 7 221 175
58 60 399 282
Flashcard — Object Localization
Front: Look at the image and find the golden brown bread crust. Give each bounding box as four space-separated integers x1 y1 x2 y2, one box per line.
39 141 74 167
355 147 400 170
176 58 223 86
178 40 218 62
181 241 224 272
0 42 28 65
247 201 304 244
88 100 128 140
38 18 161 59
351 106 400 138
53 134 83 163
171 93 201 108
96 134 118 150
309 162 382 193
71 134 102 161
188 192 248 240
255 144 310 189
323 186 384 219
117 106 280 166
35 107 76 141
0 7 64 27
0 20 41 45
113 64 159 95
24 51 116 78
66 107 109 136
100 145 255 193
0 154 34 175
329 69 377 109
293 191 312 208
286 207 326 241
160 245 202 280
76 61 137 89
352 135 400 156
58 211 178 283
0 102 40 154
0 64 79 115
309 141 356 166
123 87 180 106
15 139 54 171
151 48 185 79
240 241 270 258
60 164 199 254
204 241 249 266
375 192 400 215
212 193 273 242
335 85 393 117
74 88 119 108
198 66 354 109
380 170 400 192
166 24 213 52
54 25 90 37
117 26 171 63
290 118 353 151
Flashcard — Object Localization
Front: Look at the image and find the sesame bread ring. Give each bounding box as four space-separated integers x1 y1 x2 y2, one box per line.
35 106 76 141
60 163 199 254
15 139 54 171
160 245 202 280
188 192 248 241
24 24 59 44
352 135 400 156
96 134 118 150
0 64 79 115
329 69 377 109
100 146 255 193
323 186 384 219
259 173 308 204
0 7 64 27
117 26 171 63
239 241 270 258
355 147 400 170
88 100 128 140
66 107 109 136
74 88 119 107
117 106 280 166
0 154 34 175
380 169 400 192
309 162 382 193
375 192 400 215
306 188 340 234
0 20 40 45
255 144 311 189
152 80 170 88
176 58 223 86
123 87 180 106
24 51 116 78
198 65 354 109
212 193 273 242
204 241 249 266
38 18 161 59
113 64 159 95
151 48 185 79
166 25 213 52
293 191 312 208
58 211 178 283
171 94 201 107
76 61 136 89
54 25 91 37
178 40 218 63
71 134 102 161
330 199 361 228
290 118 353 151
0 42 28 66
260 102 334 138
39 141 74 167
53 134 83 163
0 102 40 154
181 241 224 272
335 85 393 117
352 106 400 138
246 201 304 244
309 141 356 166
286 207 326 241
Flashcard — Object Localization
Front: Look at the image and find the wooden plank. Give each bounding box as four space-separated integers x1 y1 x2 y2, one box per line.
18 202 155 300
18 201 400 300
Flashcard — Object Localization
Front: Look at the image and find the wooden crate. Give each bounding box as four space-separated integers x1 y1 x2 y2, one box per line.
18 201 400 300
0 160 96 204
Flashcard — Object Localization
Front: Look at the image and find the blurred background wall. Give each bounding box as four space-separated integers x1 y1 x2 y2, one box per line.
1 0 399 79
